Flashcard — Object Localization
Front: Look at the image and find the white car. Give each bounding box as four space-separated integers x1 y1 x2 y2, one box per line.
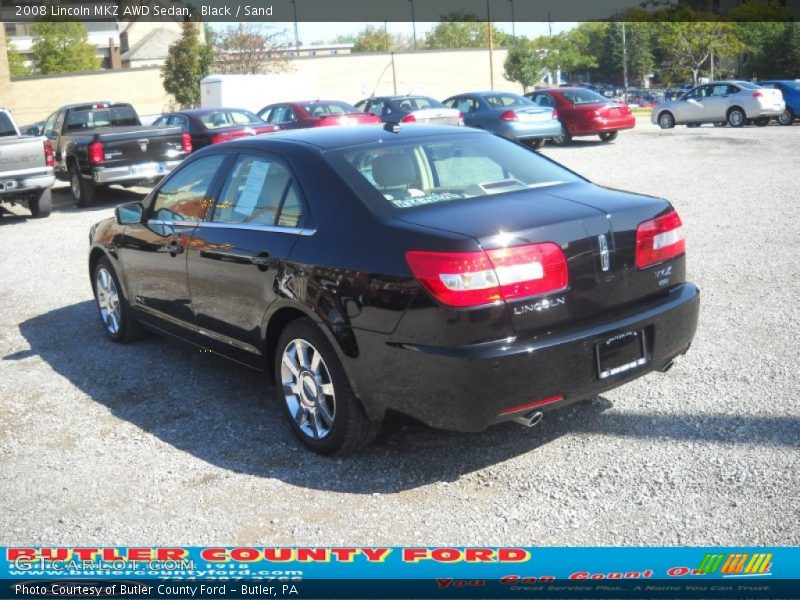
651 81 785 129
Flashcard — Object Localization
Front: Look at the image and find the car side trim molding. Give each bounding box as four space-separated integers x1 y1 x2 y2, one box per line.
145 219 315 236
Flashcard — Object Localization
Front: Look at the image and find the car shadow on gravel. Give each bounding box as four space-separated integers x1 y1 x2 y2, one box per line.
16 301 800 494
51 185 149 214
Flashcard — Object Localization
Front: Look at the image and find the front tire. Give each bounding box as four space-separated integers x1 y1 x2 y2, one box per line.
777 109 794 126
93 256 143 342
70 162 96 207
275 318 380 455
28 188 52 218
598 131 618 142
727 107 746 128
658 111 675 129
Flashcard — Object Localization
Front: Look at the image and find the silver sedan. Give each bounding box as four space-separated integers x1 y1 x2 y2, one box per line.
651 81 785 128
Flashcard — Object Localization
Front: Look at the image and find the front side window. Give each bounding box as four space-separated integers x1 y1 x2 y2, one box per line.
151 155 225 222
330 134 581 212
212 154 304 227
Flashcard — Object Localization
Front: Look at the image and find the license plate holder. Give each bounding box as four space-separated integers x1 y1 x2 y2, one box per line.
596 329 648 380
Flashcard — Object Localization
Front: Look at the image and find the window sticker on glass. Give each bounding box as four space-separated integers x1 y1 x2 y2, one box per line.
236 161 270 216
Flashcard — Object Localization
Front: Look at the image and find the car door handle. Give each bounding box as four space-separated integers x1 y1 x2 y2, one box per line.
166 239 183 256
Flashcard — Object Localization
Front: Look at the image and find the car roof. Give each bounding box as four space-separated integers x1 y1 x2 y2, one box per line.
218 123 487 151
59 101 125 110
367 95 435 101
172 108 252 116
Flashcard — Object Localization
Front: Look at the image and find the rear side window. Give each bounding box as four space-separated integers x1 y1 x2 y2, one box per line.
483 94 531 108
561 89 607 104
301 101 356 116
396 97 442 111
212 154 303 227
0 112 17 137
331 134 580 211
151 155 225 222
530 93 555 108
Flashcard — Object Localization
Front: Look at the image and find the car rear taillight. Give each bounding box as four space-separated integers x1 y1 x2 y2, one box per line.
43 140 54 167
210 133 227 144
405 243 568 308
400 114 417 123
88 141 104 165
752 91 764 98
181 132 192 153
635 210 686 269
551 108 559 120
500 110 518 121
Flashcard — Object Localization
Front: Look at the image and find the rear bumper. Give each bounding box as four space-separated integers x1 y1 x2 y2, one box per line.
0 172 55 196
569 115 636 135
749 103 785 118
92 160 183 184
498 120 563 140
350 283 700 432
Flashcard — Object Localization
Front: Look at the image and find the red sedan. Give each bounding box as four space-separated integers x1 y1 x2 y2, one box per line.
257 100 382 129
526 87 635 145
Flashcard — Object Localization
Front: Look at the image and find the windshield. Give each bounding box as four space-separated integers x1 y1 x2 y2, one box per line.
483 93 532 108
561 89 608 105
329 133 581 212
199 110 263 129
301 101 357 115
64 105 139 132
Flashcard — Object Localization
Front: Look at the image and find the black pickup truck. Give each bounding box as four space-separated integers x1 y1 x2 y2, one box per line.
42 102 191 206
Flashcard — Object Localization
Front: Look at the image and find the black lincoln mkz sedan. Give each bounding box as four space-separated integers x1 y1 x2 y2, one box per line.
89 124 699 455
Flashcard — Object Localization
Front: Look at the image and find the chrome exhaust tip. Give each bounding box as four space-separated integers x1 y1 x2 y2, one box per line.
661 359 676 373
513 410 544 428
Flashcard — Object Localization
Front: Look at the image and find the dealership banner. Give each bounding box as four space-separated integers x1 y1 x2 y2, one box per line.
2 547 799 598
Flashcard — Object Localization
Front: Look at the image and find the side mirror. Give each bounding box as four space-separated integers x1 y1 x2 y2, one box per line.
115 202 143 225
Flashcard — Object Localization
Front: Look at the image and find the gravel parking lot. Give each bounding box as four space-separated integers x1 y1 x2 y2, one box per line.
1 119 798 546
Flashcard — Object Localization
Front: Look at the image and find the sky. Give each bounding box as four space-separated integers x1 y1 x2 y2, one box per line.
209 21 577 45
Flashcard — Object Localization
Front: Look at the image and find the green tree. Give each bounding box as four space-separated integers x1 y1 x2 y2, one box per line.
350 25 410 52
540 32 598 77
6 40 30 77
655 21 745 84
30 21 100 74
426 12 508 49
162 22 213 108
627 23 655 87
503 38 546 91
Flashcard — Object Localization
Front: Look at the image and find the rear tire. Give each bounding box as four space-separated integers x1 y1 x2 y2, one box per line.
550 123 572 145
598 131 618 142
526 138 544 150
28 188 52 218
275 318 380 455
686 123 701 128
727 107 746 128
70 162 96 207
658 111 675 129
92 256 144 343
777 109 794 126
754 116 771 127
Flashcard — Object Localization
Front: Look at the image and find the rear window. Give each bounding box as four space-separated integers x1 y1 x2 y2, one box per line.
64 105 139 132
0 112 17 137
561 89 608 105
300 101 356 115
736 81 761 89
393 97 443 111
483 94 532 108
329 133 580 212
199 110 263 129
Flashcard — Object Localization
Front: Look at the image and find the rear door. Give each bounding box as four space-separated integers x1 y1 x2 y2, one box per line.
186 151 311 364
118 153 227 335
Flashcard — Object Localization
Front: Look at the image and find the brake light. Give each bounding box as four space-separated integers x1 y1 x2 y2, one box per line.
400 114 416 123
88 140 104 165
500 110 518 121
752 91 763 98
405 243 568 308
181 132 192 153
499 394 565 415
210 133 225 144
635 210 686 269
552 108 558 120
43 140 54 167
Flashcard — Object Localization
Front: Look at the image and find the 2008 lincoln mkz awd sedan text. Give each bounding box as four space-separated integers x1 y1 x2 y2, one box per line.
89 124 700 455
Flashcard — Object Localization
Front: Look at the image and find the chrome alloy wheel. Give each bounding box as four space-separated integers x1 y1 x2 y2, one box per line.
95 267 121 335
71 171 81 199
280 339 336 440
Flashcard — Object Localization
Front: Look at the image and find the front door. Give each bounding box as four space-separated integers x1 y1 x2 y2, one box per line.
117 153 226 335
187 152 312 364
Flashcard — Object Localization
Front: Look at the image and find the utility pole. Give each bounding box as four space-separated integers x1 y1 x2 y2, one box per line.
487 0 494 90
710 52 715 81
409 0 417 50
384 21 389 52
291 0 299 48
622 22 628 103
508 0 515 37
